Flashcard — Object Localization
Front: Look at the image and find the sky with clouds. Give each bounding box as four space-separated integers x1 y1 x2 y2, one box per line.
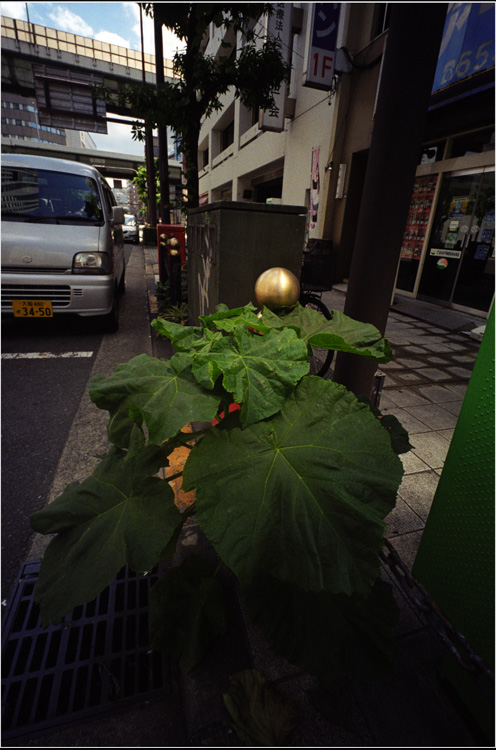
1 2 184 156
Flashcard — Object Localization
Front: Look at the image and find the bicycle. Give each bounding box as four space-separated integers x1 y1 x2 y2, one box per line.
299 239 336 378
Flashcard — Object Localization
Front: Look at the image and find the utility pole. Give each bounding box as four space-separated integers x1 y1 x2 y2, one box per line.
140 4 157 227
154 6 171 225
332 3 448 400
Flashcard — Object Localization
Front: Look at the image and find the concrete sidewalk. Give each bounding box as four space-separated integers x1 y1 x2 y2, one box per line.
5 245 491 747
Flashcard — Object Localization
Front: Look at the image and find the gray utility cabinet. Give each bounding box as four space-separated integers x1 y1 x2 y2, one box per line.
187 201 307 325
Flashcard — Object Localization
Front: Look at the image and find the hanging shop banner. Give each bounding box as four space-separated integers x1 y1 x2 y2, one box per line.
432 3 495 92
259 3 292 132
310 147 320 230
303 3 341 90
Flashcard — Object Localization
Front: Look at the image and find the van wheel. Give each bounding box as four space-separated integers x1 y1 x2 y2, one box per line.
103 292 119 333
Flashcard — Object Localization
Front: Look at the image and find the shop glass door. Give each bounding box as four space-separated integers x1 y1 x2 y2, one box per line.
418 169 495 313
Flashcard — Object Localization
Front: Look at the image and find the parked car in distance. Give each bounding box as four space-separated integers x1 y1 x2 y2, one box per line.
1 154 126 332
123 214 139 243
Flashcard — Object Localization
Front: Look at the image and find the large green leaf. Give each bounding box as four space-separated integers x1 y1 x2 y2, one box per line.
262 304 393 362
30 445 184 625
199 303 271 334
183 377 403 596
223 669 300 746
192 325 309 427
242 576 399 682
89 352 221 448
149 554 228 673
152 317 223 353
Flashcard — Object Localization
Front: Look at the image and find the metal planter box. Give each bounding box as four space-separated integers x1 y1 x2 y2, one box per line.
187 201 307 325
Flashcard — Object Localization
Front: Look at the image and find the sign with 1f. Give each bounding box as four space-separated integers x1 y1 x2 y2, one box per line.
304 3 341 90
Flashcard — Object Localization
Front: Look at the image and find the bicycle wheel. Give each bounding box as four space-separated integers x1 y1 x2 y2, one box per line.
300 293 335 378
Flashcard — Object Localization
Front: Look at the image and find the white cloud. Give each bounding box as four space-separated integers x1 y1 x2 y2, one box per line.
95 30 131 48
92 122 145 157
162 27 186 60
127 2 185 60
47 7 93 37
1 2 28 20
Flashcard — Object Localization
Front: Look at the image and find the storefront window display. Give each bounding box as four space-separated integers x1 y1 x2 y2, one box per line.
418 169 494 313
396 175 438 293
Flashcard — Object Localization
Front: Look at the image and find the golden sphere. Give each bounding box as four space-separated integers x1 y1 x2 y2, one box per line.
254 267 300 310
169 236 180 249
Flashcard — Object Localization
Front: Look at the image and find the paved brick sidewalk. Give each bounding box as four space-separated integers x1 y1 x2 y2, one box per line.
321 285 483 571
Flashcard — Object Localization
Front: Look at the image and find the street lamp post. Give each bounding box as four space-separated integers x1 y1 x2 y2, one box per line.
154 9 171 225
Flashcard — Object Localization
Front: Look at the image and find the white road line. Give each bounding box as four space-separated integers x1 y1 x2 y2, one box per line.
2 352 94 360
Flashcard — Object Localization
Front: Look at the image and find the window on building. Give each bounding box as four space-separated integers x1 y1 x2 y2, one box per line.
450 128 495 158
371 4 391 39
221 120 234 152
419 141 447 164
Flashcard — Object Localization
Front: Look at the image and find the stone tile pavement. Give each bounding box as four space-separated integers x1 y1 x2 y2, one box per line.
321 285 484 571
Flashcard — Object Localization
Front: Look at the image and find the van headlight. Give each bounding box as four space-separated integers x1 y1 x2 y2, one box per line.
73 252 110 274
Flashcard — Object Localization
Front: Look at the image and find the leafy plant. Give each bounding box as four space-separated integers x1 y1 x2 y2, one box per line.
159 302 189 324
31 301 406 681
156 271 188 320
223 669 300 746
132 159 160 214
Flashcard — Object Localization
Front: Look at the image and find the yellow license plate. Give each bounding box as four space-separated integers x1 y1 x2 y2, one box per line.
12 300 53 318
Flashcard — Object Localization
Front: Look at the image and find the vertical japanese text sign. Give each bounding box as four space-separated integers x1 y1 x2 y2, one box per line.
304 3 341 90
260 3 292 132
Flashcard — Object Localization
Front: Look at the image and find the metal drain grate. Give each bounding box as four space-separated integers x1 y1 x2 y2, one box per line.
2 561 176 744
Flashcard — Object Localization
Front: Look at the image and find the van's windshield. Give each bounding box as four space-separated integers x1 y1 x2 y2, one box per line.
1 166 104 225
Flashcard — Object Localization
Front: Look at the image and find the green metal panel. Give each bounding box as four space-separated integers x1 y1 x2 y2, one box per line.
187 201 307 325
412 304 495 739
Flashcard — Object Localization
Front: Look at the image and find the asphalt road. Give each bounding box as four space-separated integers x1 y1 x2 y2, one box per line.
1 243 151 600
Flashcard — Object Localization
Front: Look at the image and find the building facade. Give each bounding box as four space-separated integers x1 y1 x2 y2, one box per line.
197 3 494 319
2 91 68 147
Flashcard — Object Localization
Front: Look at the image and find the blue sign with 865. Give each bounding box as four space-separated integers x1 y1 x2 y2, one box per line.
432 3 495 92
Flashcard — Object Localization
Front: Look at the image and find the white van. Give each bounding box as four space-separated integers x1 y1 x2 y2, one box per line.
1 154 126 332
123 214 139 243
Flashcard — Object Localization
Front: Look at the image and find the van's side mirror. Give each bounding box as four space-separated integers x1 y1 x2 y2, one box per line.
111 206 125 225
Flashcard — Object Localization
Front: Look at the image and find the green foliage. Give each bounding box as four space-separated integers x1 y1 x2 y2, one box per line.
242 577 400 682
31 301 406 682
132 159 160 211
156 272 189 319
149 554 228 673
183 378 402 596
159 302 189 324
89 353 221 448
30 444 183 627
223 669 300 746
